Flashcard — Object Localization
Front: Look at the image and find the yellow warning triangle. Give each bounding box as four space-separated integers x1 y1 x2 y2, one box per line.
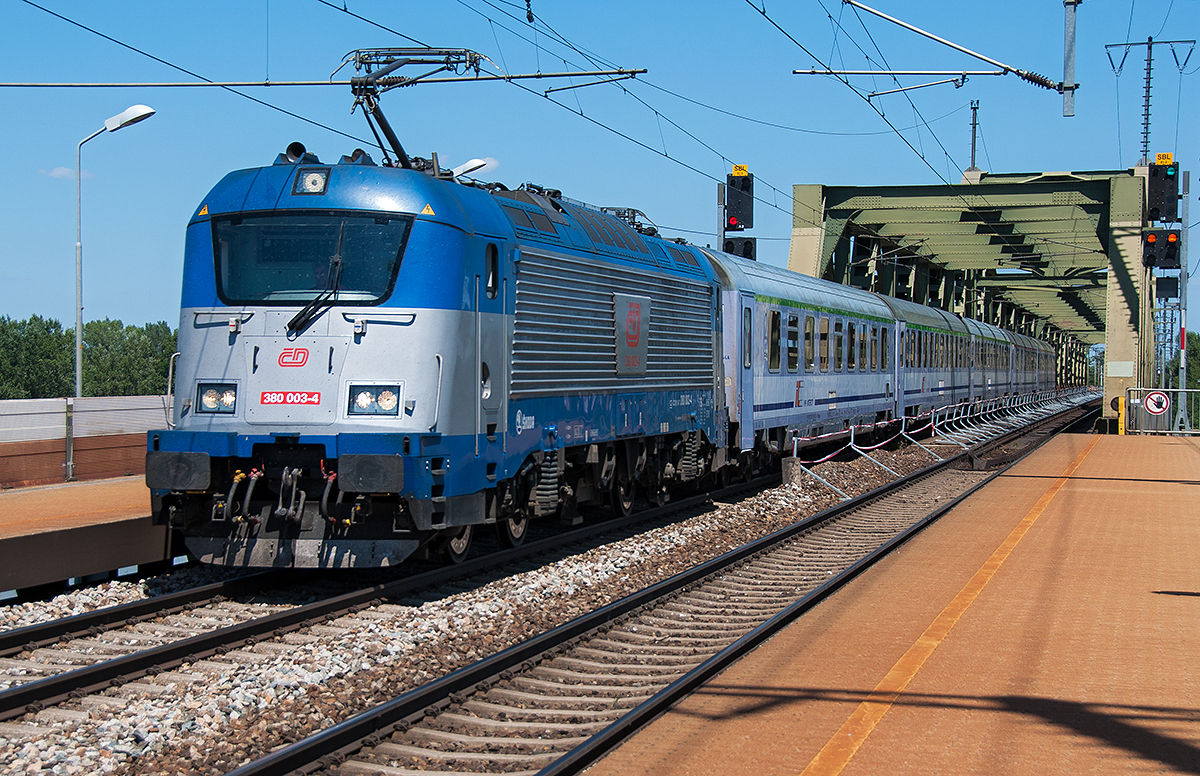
197 204 208 216
420 204 436 216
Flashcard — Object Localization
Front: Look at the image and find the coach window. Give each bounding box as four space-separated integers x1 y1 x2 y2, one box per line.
880 327 889 370
847 323 857 370
905 331 913 367
870 326 878 371
485 244 499 299
834 321 844 371
768 310 782 372
859 325 868 371
742 307 752 370
786 314 799 372
819 318 830 371
804 316 815 371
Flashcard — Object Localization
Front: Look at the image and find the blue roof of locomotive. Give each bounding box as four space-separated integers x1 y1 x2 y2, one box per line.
187 154 718 287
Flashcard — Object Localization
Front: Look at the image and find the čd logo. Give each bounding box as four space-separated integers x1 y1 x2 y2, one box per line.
279 348 309 367
625 304 641 347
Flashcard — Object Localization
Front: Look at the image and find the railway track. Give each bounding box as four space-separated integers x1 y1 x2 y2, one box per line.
214 393 1099 776
0 475 777 723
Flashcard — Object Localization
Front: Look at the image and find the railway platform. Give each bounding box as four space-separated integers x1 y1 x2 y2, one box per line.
0 477 175 594
586 432 1200 775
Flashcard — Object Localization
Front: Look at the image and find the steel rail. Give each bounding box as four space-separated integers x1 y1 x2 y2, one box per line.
223 395 1098 776
0 571 278 659
544 401 1099 775
0 477 769 721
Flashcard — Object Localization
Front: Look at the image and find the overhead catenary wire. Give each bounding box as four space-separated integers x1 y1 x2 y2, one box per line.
749 0 1105 260
19 0 377 148
451 0 819 228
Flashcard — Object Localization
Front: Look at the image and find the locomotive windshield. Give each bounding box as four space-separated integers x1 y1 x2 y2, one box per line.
212 212 412 305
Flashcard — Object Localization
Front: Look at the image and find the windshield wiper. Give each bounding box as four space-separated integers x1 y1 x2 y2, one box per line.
288 221 345 333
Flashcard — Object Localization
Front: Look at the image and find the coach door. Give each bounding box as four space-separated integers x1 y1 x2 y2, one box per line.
738 295 755 450
895 322 908 418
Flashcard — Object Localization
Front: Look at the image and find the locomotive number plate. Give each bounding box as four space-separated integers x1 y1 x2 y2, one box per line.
261 391 321 405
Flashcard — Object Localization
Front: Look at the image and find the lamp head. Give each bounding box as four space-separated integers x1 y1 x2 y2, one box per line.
104 104 156 132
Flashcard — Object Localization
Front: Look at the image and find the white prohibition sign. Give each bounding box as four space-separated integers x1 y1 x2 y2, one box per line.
1144 391 1170 416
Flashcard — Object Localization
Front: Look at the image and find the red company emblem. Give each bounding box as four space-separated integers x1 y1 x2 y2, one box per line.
625 304 641 347
278 348 309 367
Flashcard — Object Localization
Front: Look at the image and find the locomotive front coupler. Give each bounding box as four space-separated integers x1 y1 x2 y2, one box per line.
274 466 306 524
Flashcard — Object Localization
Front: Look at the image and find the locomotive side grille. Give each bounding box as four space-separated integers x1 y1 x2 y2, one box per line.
513 252 715 398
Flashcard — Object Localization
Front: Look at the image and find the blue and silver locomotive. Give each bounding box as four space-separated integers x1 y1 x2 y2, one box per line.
146 142 1056 568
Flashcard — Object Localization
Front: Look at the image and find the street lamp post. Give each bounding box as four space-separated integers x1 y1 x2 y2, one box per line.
75 104 156 399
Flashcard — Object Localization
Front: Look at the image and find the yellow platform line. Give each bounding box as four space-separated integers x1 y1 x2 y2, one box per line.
800 434 1101 776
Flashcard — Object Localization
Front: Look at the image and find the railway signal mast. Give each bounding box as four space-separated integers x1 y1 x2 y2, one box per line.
722 167 756 260
1103 34 1193 426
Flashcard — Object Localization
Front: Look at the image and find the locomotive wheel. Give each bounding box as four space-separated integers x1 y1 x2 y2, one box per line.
438 525 474 564
613 477 635 517
496 514 529 548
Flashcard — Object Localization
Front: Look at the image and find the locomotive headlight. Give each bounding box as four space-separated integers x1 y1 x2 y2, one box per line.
291 167 330 195
197 383 237 414
348 384 401 416
376 390 398 412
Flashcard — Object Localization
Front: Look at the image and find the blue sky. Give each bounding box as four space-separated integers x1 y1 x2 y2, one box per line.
1 0 1196 328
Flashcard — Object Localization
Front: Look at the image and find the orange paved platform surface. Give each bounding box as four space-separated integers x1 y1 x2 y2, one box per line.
586 433 1200 776
0 476 151 540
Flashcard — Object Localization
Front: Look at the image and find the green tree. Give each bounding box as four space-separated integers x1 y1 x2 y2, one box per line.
0 315 73 399
83 319 178 396
0 316 176 399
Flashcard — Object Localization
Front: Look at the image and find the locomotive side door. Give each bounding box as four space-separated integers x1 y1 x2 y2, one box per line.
478 243 506 455
739 294 754 450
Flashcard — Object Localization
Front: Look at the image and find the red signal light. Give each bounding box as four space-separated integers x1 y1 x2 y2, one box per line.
728 216 739 227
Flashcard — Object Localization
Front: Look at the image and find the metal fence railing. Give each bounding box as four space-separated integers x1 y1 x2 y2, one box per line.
1124 388 1200 434
0 395 173 485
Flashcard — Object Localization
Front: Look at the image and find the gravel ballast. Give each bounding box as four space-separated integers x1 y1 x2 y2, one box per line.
0 446 937 775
